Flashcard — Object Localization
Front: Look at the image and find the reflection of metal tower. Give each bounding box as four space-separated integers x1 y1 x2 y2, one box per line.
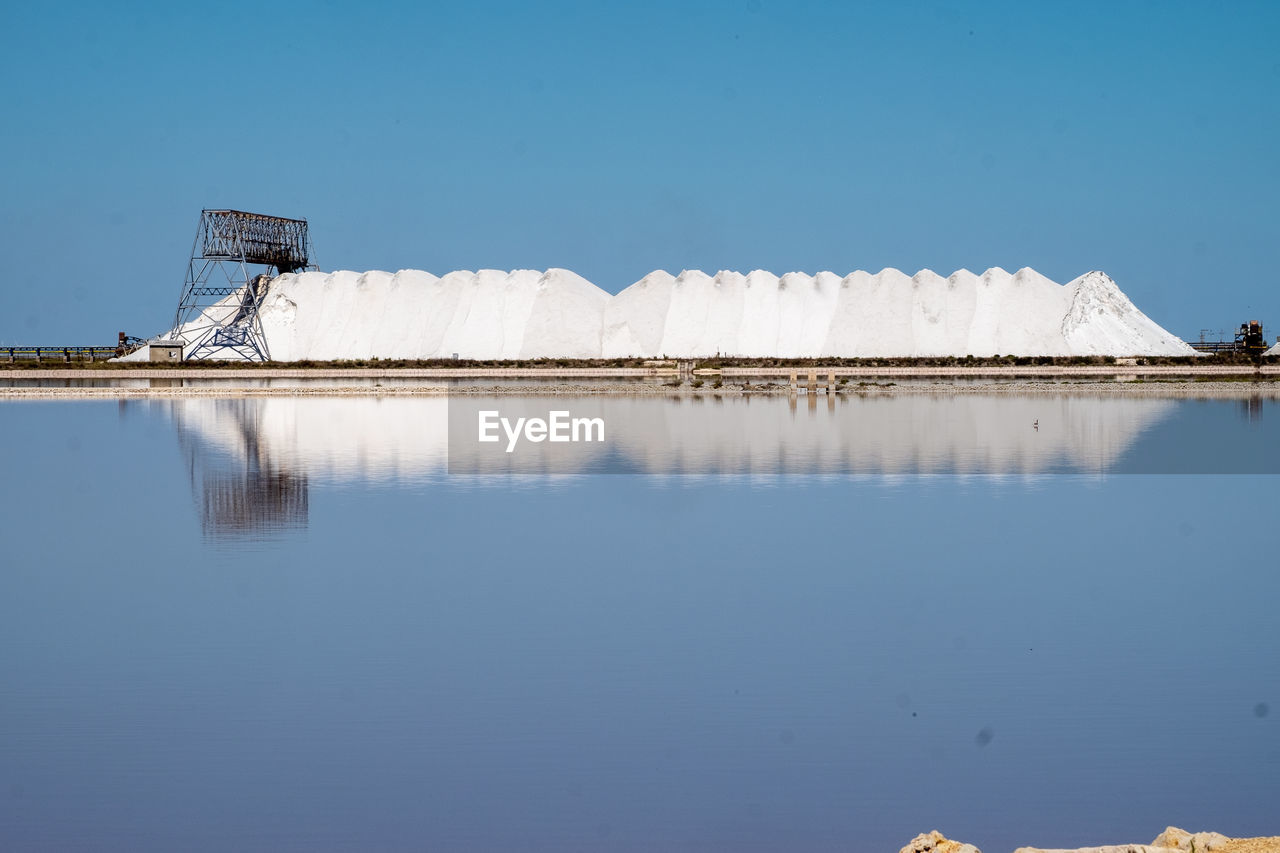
170 210 315 361
170 398 310 540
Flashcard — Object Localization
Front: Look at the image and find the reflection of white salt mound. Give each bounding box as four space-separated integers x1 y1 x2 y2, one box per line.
167 395 1176 480
602 268 1193 358
165 266 1192 359
595 395 1175 475
168 397 450 482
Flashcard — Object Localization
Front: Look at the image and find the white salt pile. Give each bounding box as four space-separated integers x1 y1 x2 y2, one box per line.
602 268 1193 357
258 268 609 361
162 266 1194 359
1267 340 1280 356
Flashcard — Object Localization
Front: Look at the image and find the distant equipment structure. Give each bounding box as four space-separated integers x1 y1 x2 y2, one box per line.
1189 321 1269 355
170 209 315 361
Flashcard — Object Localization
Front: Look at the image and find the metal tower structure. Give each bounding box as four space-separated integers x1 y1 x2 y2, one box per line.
170 209 315 361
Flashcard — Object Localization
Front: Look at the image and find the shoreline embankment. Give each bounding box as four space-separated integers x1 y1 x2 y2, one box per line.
2 365 1279 380
1 367 1279 401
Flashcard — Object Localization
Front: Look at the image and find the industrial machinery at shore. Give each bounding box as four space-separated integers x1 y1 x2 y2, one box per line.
168 209 316 361
1239 320 1269 354
1188 321 1271 354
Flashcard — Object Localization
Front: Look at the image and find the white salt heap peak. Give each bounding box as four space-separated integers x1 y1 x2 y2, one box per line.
1061 270 1189 356
167 266 1195 359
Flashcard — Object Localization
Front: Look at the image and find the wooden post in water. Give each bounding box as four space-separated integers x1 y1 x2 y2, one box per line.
828 371 835 393
807 369 817 394
789 370 797 394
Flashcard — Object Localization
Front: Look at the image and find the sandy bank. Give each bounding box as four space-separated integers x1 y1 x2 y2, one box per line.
907 828 1280 853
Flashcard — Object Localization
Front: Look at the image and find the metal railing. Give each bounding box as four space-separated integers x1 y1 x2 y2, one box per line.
3 346 122 362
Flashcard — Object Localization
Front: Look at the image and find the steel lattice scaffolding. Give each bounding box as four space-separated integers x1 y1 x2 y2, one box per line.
170 209 315 361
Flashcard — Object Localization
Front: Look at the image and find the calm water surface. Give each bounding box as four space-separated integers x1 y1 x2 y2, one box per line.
0 395 1276 852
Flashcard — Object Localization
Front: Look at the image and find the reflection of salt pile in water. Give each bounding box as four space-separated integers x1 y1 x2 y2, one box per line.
166 395 1176 480
466 395 1176 475
167 397 450 483
163 267 1193 359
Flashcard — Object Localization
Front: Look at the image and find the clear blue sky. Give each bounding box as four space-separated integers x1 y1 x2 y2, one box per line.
2 0 1277 342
